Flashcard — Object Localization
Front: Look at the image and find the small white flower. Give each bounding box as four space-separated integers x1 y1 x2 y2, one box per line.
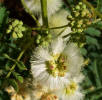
31 38 84 90
39 9 71 38
49 9 71 36
56 74 84 100
24 0 62 16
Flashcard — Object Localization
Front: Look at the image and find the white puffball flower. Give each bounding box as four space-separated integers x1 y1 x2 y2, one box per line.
39 9 71 38
30 38 84 90
24 0 62 16
56 74 84 100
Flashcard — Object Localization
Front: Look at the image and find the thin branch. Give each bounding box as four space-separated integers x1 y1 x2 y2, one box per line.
82 0 102 19
32 24 69 31
6 50 25 78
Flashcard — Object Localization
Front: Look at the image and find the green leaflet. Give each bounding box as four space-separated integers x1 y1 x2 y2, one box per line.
85 27 101 37
8 79 19 92
12 72 24 83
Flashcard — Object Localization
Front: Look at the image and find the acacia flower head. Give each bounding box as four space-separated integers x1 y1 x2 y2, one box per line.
56 74 84 100
24 0 62 16
30 38 84 90
39 9 71 38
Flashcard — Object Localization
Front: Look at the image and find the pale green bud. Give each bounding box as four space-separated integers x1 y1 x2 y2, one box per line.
17 25 22 29
75 5 80 10
19 21 23 25
12 32 18 38
72 28 76 32
67 15 73 20
8 25 12 30
21 27 26 31
14 27 18 32
77 29 83 33
77 24 81 28
81 11 86 17
75 12 80 17
37 35 41 40
70 21 75 26
72 8 75 11
42 41 48 47
36 39 40 44
82 24 86 28
17 32 23 38
6 29 11 34
82 4 86 9
46 30 49 34
14 20 19 25
79 2 83 5
77 20 83 25
12 22 17 27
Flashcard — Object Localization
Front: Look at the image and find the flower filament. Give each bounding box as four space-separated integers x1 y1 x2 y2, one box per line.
65 82 77 95
46 54 67 77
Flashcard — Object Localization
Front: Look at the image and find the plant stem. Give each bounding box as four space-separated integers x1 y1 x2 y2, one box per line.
40 0 48 27
6 50 25 78
32 24 69 31
21 0 40 26
82 0 102 19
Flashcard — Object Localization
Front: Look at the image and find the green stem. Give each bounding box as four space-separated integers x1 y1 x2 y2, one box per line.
82 0 102 19
40 0 48 27
6 50 25 78
32 24 69 31
21 0 40 26
97 0 100 9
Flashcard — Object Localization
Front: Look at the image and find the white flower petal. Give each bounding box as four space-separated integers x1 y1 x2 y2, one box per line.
24 0 62 16
63 43 84 76
51 38 65 55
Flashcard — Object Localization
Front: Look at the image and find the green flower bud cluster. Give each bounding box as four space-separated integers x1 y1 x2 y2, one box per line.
67 2 92 33
70 33 86 47
35 30 52 47
6 19 26 39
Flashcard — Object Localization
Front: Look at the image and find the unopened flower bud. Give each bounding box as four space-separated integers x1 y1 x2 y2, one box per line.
77 24 81 28
82 4 86 9
77 20 83 25
67 15 73 20
37 35 41 40
19 21 23 25
12 32 17 38
36 39 40 44
75 12 80 17
6 29 11 34
75 5 80 10
17 32 23 38
79 2 83 5
21 27 26 31
8 25 12 30
77 29 83 33
14 27 18 32
14 20 19 25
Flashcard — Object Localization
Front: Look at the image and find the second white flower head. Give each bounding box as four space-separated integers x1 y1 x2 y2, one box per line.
31 38 84 90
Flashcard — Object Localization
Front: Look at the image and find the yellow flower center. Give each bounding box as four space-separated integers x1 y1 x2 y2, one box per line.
46 54 67 77
65 82 78 95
